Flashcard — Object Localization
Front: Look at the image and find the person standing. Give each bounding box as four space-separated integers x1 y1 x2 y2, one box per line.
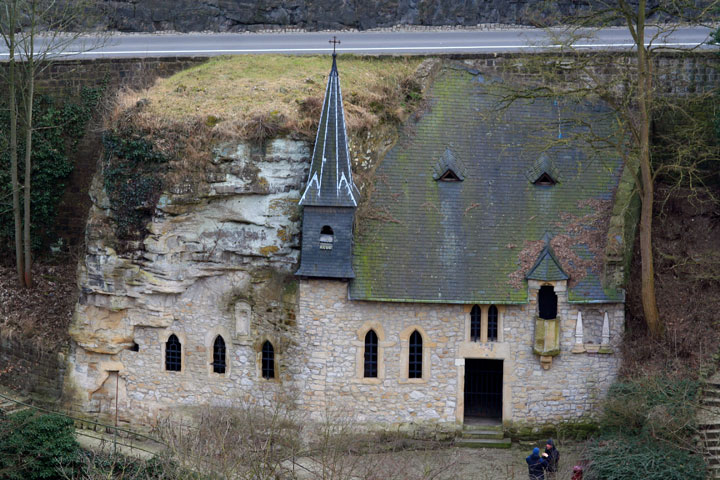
544 438 560 478
526 447 549 480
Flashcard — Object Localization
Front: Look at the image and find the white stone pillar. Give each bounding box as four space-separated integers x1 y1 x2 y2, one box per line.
601 311 610 346
572 311 585 353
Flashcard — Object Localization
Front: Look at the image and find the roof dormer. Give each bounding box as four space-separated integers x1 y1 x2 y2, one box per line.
432 147 465 182
526 153 559 186
526 233 569 282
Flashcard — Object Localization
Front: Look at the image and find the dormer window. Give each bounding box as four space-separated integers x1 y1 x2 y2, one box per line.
432 147 466 182
438 169 462 182
526 153 559 186
319 226 334 250
533 172 556 186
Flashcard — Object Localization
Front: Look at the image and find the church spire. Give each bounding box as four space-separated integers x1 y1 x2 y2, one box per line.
299 48 358 208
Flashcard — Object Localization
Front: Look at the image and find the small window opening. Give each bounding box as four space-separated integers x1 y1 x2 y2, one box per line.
364 330 378 378
488 305 498 342
534 172 556 186
319 225 334 250
212 335 226 374
262 340 275 379
538 285 558 319
439 169 461 182
470 305 482 342
409 330 423 379
129 342 139 352
165 334 181 371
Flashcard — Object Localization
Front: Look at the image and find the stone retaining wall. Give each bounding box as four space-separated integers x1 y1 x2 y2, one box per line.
0 335 66 402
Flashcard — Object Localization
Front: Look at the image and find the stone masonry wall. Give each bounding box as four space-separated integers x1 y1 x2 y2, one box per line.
0 336 67 402
292 279 623 429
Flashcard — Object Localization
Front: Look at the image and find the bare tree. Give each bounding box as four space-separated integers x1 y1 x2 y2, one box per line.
1 1 24 286
0 0 107 287
500 0 718 337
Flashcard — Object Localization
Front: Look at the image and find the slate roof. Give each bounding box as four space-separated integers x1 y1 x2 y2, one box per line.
349 66 626 304
299 54 359 208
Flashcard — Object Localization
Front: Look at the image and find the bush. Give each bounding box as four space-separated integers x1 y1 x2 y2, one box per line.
0 409 79 479
599 377 700 441
60 450 201 480
586 377 705 480
586 435 706 480
102 132 167 242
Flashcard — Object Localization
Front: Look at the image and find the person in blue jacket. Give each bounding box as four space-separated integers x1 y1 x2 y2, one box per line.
526 447 549 480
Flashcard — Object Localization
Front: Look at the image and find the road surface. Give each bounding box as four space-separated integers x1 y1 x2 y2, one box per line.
0 26 715 59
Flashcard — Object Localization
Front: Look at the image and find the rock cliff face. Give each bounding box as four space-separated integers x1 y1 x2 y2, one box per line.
98 0 581 32
65 139 308 416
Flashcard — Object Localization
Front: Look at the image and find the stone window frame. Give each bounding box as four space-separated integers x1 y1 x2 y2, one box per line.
255 336 280 382
205 327 232 377
464 305 504 343
353 322 394 384
160 330 187 375
398 325 435 384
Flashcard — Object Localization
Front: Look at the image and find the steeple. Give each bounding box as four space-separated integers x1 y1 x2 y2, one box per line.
299 50 358 208
296 49 357 279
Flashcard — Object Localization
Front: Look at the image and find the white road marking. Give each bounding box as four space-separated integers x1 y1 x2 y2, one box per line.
0 42 707 57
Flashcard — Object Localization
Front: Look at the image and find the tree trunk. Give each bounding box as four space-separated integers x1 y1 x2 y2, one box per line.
22 76 34 288
7 7 25 287
635 1 662 337
22 17 35 289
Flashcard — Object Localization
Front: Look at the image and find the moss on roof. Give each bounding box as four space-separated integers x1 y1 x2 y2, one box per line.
349 65 626 304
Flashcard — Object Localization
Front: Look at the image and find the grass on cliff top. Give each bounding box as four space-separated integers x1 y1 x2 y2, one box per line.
112 54 425 142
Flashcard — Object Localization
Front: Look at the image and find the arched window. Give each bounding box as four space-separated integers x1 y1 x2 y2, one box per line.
470 305 482 342
364 330 378 378
212 335 226 374
409 330 423 379
262 340 275 379
488 305 498 342
165 334 181 371
319 225 334 250
538 285 557 320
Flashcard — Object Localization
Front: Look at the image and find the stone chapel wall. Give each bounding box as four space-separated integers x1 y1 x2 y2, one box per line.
292 279 623 429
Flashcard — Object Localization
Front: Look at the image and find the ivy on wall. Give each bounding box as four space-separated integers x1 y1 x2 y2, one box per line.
101 131 167 244
0 86 103 253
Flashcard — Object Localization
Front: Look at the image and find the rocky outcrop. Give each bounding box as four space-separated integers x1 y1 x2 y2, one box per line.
65 138 308 411
97 0 583 32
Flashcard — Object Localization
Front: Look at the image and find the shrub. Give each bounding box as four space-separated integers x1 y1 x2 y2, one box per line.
60 450 201 480
102 132 167 242
242 111 288 144
599 377 700 441
0 409 79 479
586 377 705 480
586 435 706 480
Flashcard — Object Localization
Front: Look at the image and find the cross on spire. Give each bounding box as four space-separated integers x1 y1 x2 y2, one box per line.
329 36 340 56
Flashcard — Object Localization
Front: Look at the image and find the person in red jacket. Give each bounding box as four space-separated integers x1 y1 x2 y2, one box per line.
571 465 584 480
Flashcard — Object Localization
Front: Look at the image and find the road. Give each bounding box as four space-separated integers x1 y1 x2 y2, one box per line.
0 26 715 59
